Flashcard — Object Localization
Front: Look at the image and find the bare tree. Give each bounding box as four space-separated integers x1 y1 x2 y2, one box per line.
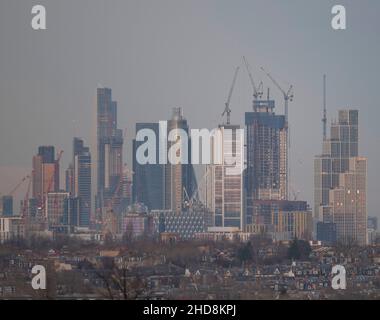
86 258 146 300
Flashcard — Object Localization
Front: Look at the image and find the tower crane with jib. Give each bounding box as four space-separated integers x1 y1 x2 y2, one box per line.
22 173 32 218
260 67 294 126
6 175 30 197
242 56 263 111
0 173 32 219
0 174 30 216
222 66 240 125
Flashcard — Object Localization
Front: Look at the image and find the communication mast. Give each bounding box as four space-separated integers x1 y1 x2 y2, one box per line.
323 74 327 141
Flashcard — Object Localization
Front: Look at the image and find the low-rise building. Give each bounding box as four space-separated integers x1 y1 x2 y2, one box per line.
122 212 153 239
0 216 25 243
150 209 213 240
195 227 251 242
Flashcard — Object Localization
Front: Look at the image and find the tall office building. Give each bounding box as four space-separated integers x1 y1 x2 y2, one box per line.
132 123 164 210
66 138 92 227
164 108 196 213
205 124 244 230
96 88 124 213
314 110 359 221
245 99 287 225
315 109 367 245
32 146 60 206
328 157 367 245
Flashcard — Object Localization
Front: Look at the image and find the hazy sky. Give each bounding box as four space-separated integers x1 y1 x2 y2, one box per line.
0 0 379 217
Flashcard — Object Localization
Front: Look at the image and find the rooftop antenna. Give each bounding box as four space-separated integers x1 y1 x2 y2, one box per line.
323 74 327 141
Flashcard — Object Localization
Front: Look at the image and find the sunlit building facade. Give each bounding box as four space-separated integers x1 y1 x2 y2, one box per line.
205 124 244 230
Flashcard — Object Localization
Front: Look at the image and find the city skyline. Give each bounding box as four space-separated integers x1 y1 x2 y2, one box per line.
0 0 379 220
1 0 380 303
0 84 371 222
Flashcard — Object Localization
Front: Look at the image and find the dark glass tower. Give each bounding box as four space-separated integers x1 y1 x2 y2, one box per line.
132 123 164 210
38 146 55 163
2 196 13 216
73 138 92 227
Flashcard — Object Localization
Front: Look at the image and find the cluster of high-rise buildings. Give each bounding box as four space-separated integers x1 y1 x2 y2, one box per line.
129 89 341 244
0 81 371 246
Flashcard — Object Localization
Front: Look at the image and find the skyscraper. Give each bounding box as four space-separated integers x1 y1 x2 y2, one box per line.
314 110 359 220
132 122 164 210
32 146 60 206
315 109 367 245
245 99 288 225
69 137 92 227
328 157 367 245
163 108 196 213
205 124 244 230
96 88 124 214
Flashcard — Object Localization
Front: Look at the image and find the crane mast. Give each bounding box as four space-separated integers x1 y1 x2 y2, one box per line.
243 56 263 111
222 66 240 125
323 74 327 141
260 67 293 123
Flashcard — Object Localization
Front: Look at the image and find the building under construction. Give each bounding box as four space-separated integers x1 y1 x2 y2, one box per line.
245 99 288 225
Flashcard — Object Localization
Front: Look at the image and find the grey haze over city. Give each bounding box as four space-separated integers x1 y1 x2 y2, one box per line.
0 0 379 217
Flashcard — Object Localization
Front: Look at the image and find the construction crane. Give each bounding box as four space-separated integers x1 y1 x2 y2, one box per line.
260 67 294 124
222 66 240 125
243 56 263 111
289 185 300 201
0 174 30 216
183 168 210 210
6 175 30 196
22 174 32 218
